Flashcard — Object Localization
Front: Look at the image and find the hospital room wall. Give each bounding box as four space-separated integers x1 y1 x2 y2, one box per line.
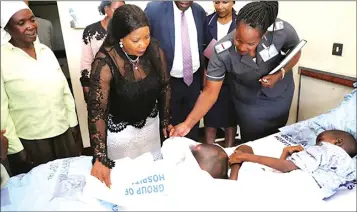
278 1 356 124
57 1 356 147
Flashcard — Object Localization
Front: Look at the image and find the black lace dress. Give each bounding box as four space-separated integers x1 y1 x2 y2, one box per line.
87 39 170 168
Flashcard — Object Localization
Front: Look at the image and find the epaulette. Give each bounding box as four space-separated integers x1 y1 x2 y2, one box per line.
267 20 284 32
214 41 232 54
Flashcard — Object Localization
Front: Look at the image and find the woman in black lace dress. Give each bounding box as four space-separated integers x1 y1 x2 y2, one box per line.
88 4 171 187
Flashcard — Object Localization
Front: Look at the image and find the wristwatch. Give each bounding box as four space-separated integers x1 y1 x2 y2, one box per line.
281 68 286 79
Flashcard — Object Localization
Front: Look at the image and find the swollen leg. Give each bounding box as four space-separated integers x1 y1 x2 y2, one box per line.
204 127 217 144
224 126 237 148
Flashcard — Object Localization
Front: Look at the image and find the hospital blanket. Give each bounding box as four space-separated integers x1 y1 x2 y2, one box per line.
1 134 356 211
1 156 117 211
288 142 356 199
84 137 214 209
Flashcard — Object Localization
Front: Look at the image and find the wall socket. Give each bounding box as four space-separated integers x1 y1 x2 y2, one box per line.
332 43 343 56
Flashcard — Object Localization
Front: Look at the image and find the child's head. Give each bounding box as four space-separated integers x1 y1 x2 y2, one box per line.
191 144 228 179
316 130 357 157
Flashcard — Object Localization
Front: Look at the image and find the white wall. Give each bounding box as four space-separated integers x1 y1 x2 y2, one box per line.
277 1 356 124
57 1 356 147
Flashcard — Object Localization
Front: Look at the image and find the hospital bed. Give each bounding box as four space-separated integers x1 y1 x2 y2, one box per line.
1 133 355 211
1 81 356 211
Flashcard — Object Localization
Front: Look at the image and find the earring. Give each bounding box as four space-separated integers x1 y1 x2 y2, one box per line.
119 41 123 48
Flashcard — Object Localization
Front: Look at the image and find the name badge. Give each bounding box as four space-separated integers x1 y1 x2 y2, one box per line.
259 44 279 62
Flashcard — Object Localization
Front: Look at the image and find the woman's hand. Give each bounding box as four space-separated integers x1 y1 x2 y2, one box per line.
91 159 112 188
0 129 8 161
169 122 191 137
162 124 173 139
259 71 283 88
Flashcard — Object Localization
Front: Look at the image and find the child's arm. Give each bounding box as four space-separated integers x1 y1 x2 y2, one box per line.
229 145 254 180
280 145 304 160
229 164 241 180
230 153 299 173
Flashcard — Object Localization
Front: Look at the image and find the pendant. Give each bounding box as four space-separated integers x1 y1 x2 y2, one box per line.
134 65 138 70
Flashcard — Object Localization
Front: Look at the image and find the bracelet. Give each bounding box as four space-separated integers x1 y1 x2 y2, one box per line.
281 68 286 79
92 155 115 169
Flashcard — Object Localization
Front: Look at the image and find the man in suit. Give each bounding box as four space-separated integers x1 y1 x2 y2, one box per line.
35 17 54 49
145 1 206 142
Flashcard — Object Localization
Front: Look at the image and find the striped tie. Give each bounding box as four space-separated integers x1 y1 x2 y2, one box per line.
181 11 193 86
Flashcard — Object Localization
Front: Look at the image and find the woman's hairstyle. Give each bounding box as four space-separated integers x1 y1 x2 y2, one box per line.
98 1 112 15
103 4 149 47
98 1 125 15
236 1 278 35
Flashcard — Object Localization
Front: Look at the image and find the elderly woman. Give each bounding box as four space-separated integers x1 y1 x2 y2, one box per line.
80 0 125 102
1 1 80 176
88 4 171 187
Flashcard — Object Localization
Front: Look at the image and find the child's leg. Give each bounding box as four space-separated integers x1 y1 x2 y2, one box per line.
229 145 254 180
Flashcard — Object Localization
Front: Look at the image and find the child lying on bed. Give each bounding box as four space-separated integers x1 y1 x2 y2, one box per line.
85 139 229 208
229 130 357 199
190 143 229 179
158 138 229 179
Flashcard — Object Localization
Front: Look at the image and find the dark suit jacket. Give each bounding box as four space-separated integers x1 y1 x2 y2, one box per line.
204 10 237 84
145 1 206 73
204 9 237 47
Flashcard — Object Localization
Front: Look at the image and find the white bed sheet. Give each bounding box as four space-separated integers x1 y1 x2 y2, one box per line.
1 156 116 211
223 133 356 211
1 134 355 211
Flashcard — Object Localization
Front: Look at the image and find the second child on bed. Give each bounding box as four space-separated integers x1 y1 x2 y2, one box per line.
229 130 357 199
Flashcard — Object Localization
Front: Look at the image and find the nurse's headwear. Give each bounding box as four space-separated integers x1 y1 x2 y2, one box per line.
1 1 31 44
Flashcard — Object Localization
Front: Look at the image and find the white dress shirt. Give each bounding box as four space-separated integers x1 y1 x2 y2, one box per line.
170 2 200 78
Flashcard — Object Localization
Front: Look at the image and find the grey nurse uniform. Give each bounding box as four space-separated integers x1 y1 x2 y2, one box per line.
206 19 300 142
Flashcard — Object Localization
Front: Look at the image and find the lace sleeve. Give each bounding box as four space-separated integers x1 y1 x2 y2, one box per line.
158 48 171 128
87 53 115 168
79 27 93 88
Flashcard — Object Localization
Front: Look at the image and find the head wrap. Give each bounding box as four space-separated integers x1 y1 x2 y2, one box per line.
1 1 31 45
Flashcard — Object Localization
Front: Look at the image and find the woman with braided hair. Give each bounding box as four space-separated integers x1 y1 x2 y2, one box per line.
171 1 301 143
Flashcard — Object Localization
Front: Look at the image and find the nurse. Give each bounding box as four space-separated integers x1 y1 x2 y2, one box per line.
170 1 301 142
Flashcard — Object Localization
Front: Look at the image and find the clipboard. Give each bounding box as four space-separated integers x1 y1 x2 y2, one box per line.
203 39 218 60
269 39 307 75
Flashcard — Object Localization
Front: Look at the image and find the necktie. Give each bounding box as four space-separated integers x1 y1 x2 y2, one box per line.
181 11 193 86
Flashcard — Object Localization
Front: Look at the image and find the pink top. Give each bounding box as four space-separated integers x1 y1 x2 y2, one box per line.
80 21 107 87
